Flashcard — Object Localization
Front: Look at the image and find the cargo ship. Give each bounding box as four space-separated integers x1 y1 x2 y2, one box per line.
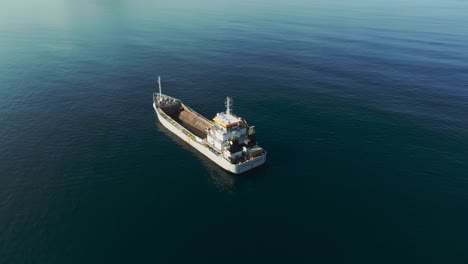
153 77 266 174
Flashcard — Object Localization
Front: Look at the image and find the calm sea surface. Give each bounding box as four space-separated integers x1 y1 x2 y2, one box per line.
1 0 467 263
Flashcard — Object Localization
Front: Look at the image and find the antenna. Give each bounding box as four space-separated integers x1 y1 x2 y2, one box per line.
157 76 162 96
225 97 233 115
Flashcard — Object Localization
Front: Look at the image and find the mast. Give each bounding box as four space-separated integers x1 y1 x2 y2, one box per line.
158 76 162 96
225 97 233 115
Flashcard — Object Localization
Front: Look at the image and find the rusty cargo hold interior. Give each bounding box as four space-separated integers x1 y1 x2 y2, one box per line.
161 101 211 138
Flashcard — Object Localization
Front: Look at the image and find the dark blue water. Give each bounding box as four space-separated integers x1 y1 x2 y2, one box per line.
1 0 468 263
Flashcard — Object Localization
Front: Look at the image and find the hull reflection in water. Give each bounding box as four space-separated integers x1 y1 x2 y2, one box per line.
155 121 236 191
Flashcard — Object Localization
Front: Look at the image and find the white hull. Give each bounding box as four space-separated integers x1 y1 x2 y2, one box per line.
153 102 266 174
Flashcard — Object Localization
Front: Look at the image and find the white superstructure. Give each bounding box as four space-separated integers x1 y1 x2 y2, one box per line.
153 77 266 174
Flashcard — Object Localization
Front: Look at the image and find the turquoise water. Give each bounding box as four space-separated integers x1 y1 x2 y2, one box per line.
1 0 468 263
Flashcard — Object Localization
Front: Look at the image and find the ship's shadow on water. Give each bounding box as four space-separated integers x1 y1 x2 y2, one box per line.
154 116 264 192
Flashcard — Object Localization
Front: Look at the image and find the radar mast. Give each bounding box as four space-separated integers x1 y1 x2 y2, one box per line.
225 97 233 115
